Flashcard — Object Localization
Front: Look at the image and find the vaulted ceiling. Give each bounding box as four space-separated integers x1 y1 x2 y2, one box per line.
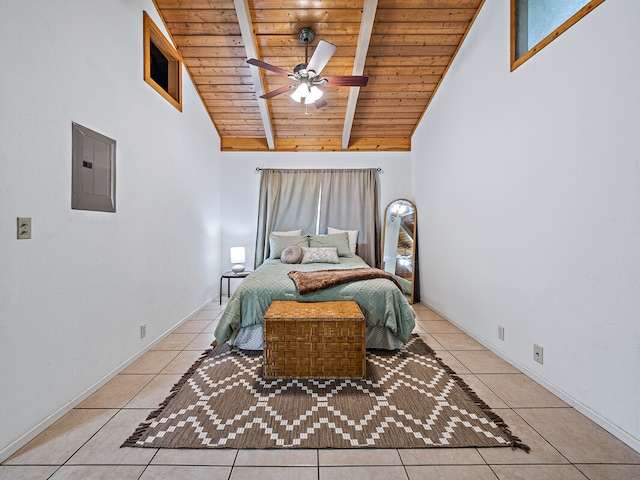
154 0 484 152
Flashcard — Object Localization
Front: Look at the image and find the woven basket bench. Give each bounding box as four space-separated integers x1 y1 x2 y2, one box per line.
263 300 366 379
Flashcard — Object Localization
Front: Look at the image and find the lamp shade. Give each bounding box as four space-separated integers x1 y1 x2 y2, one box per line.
307 85 323 103
230 246 246 264
290 83 308 103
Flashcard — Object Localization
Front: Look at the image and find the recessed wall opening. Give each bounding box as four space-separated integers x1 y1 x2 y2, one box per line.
149 42 170 92
143 11 182 111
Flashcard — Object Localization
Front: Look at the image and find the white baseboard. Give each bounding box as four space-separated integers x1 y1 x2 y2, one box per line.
0 297 214 463
419 300 640 454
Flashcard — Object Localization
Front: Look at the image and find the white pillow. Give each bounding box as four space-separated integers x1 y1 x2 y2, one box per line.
271 229 302 236
327 227 358 255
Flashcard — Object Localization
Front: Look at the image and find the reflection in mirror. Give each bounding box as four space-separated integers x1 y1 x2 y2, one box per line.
381 199 418 304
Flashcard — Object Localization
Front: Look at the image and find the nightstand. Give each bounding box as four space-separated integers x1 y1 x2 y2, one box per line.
219 270 251 304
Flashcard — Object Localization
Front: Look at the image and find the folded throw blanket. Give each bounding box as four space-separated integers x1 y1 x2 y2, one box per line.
288 268 404 295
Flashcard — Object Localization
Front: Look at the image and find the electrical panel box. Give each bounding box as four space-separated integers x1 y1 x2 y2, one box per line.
71 122 116 212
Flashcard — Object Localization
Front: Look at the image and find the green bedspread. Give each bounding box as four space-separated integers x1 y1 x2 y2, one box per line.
214 256 416 349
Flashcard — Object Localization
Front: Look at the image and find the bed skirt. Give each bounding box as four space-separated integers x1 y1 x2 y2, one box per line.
229 323 406 351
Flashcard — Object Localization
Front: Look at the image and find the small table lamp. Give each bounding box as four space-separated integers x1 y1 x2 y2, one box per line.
230 246 246 273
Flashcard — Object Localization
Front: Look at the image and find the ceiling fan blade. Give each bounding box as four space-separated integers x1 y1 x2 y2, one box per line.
306 40 337 76
247 58 292 77
314 99 328 109
323 75 369 87
260 84 293 99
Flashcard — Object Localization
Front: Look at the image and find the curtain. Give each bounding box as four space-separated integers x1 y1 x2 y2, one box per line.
254 169 322 267
318 169 380 269
254 168 380 269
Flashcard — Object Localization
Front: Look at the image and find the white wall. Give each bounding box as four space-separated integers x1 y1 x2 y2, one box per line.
0 1 222 459
220 152 412 274
5 0 637 460
412 0 640 450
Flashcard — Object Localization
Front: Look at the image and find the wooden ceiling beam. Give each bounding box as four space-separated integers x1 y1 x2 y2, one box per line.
342 0 378 150
233 0 275 149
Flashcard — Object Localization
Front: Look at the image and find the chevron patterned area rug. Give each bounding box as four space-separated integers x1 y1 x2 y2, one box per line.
123 335 528 451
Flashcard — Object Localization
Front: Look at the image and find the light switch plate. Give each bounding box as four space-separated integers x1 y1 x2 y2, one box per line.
17 217 31 239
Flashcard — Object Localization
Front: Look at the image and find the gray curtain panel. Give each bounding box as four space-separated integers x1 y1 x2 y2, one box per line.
255 168 380 269
254 169 322 268
318 168 380 269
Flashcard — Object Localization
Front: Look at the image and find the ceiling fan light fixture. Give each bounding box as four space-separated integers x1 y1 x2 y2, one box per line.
290 83 323 104
248 27 366 110
391 202 409 216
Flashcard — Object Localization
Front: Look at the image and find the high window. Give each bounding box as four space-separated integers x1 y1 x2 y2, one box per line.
143 12 182 111
511 0 605 70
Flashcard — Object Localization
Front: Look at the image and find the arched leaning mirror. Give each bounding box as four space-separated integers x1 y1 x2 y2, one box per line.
381 199 418 304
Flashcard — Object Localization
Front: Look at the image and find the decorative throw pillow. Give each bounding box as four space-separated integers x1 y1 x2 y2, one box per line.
269 234 309 259
308 232 352 257
301 247 340 264
327 227 358 255
280 245 303 264
270 229 302 236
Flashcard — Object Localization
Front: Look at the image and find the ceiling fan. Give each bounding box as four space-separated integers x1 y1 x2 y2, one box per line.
247 28 369 109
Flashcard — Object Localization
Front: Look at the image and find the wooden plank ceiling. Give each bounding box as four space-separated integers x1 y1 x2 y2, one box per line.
154 0 484 152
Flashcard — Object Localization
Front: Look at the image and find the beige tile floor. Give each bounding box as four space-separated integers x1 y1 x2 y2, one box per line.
3 302 640 479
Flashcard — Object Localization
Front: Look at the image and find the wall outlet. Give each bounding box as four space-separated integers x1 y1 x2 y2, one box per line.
140 324 147 339
498 325 505 341
17 217 32 239
534 344 544 364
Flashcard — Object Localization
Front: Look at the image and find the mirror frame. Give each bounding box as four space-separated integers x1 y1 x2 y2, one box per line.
380 198 418 304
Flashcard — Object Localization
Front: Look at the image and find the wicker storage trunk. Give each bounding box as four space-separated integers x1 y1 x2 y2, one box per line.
263 300 366 379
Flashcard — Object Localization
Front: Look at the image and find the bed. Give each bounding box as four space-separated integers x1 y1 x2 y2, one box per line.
214 233 416 350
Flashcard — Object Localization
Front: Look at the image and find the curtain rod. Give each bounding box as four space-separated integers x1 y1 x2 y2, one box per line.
255 167 382 172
